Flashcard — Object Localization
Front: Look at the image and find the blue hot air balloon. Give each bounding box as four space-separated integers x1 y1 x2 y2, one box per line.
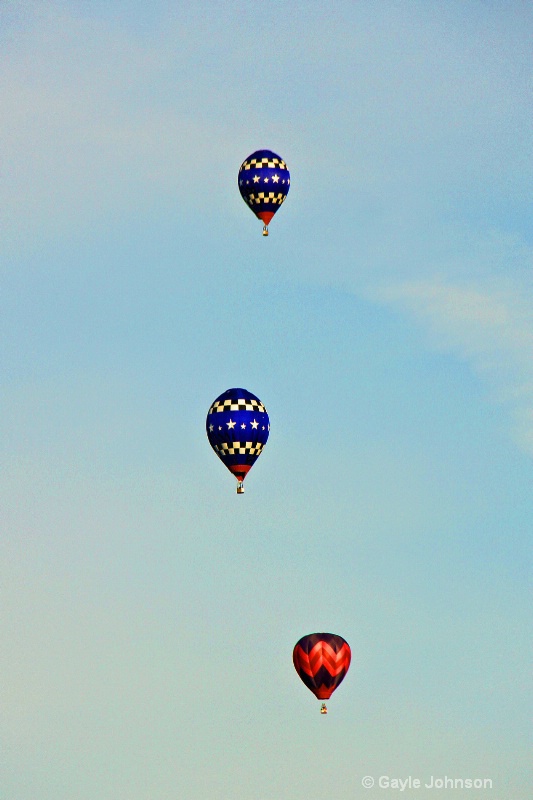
206 388 270 493
238 150 290 236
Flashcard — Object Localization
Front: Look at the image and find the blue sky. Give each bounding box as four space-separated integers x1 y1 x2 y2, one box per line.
1 2 531 799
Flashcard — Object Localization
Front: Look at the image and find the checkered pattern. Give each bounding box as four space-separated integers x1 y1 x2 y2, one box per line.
240 157 288 171
206 388 269 486
246 192 286 207
214 442 265 457
209 397 266 414
238 150 290 229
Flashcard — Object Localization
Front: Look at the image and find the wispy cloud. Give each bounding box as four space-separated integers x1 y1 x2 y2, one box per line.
0 7 251 246
374 263 533 454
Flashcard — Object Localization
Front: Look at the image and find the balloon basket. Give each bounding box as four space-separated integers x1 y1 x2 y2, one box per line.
262 225 269 236
320 703 328 714
237 481 245 494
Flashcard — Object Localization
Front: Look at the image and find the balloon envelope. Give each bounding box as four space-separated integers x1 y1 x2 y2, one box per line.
293 633 351 700
206 388 270 488
238 150 290 228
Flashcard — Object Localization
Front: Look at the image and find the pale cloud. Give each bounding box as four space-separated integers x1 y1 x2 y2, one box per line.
374 266 533 454
0 7 248 247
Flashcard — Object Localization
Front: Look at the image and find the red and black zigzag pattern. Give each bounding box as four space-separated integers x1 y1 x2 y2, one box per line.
293 633 351 700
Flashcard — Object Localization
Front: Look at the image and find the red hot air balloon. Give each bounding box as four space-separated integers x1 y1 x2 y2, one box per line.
293 633 351 713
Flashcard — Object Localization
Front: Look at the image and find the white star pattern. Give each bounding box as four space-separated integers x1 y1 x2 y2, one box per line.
264 177 269 183
251 419 259 429
209 424 214 432
272 174 279 183
241 423 246 429
227 419 236 429
253 174 260 183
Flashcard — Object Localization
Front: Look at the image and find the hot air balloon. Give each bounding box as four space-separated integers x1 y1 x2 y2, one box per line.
293 633 351 714
238 150 290 236
206 388 270 493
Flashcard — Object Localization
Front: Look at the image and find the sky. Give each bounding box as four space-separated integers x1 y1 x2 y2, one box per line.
0 2 531 798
